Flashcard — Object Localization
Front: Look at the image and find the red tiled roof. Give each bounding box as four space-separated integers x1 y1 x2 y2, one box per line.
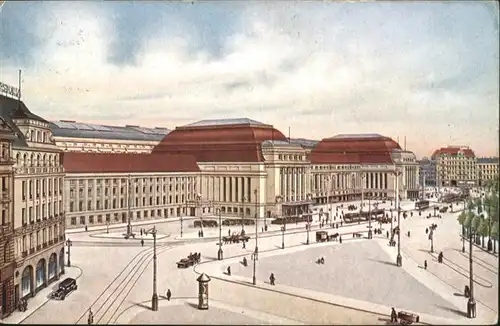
310 135 400 164
431 147 475 160
62 152 200 173
152 124 287 162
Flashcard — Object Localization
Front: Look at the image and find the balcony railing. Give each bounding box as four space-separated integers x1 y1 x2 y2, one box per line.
36 245 41 250
43 243 48 248
48 240 53 245
22 251 28 258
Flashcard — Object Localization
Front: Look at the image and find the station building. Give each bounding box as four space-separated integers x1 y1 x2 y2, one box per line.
62 152 200 229
0 93 65 310
153 119 420 220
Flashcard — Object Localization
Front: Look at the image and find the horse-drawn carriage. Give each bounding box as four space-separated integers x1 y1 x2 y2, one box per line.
315 231 339 242
397 311 420 325
222 232 250 244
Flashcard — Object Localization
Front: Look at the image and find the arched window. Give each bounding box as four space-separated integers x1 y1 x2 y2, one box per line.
42 154 46 167
16 152 21 166
37 154 41 167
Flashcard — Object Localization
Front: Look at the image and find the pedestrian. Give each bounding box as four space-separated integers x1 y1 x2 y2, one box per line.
386 230 389 238
339 236 342 244
141 239 144 247
85 225 88 232
391 307 398 323
88 309 94 325
242 241 246 249
227 266 231 276
201 230 204 237
228 229 231 236
198 230 201 238
262 227 264 232
243 257 247 266
166 288 172 301
140 229 143 236
269 273 275 285
424 260 428 270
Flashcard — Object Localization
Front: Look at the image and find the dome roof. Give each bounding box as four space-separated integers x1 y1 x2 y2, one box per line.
310 133 401 164
152 118 287 162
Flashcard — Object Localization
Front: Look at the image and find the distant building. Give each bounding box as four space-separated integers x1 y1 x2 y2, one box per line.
431 146 477 187
418 158 436 187
49 120 170 154
477 157 499 187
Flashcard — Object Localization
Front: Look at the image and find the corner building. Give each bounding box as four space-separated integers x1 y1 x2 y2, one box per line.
63 152 200 229
153 119 420 220
0 118 16 318
432 146 477 187
0 94 65 308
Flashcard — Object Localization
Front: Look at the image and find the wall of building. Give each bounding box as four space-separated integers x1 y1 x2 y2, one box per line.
11 118 66 305
65 172 199 228
0 136 15 318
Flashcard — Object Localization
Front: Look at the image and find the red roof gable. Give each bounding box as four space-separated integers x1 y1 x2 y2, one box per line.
62 152 200 173
152 124 287 162
310 134 400 164
431 147 475 160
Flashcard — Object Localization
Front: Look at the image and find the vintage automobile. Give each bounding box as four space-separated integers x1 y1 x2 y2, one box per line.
439 206 449 213
51 278 78 300
316 231 339 242
176 257 196 269
397 310 420 324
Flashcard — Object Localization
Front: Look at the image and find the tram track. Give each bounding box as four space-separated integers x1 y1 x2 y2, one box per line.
455 250 498 275
74 244 177 325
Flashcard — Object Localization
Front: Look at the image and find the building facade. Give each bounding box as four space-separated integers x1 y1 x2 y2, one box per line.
63 152 200 229
418 158 437 188
50 120 170 154
153 120 420 220
477 157 499 187
1 94 65 308
432 146 477 187
0 118 16 318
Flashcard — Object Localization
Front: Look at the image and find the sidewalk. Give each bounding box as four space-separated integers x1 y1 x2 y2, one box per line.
65 216 199 234
2 266 83 324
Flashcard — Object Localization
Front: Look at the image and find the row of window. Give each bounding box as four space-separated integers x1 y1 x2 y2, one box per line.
277 154 306 161
21 178 63 200
312 165 360 170
69 194 189 212
70 207 183 225
70 176 195 187
21 200 63 225
70 183 194 198
20 223 63 253
15 151 61 167
62 142 150 149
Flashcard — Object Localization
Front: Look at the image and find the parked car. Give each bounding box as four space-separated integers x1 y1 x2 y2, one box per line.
51 277 78 300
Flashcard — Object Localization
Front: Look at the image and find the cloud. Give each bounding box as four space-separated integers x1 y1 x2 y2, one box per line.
0 1 498 158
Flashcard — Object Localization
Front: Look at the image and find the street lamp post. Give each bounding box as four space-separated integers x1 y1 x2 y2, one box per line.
393 168 403 267
145 226 158 311
306 222 310 245
429 224 435 253
242 196 246 233
217 208 223 260
65 238 72 267
368 196 372 239
126 174 134 238
253 189 258 285
106 222 109 234
467 217 477 318
281 226 285 249
390 208 393 237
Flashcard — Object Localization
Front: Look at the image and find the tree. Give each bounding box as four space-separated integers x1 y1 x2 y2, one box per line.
464 212 473 237
491 221 499 254
475 198 483 214
458 211 467 236
479 217 489 247
472 213 482 244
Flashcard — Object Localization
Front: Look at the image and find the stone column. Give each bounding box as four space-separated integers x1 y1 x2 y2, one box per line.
288 168 293 201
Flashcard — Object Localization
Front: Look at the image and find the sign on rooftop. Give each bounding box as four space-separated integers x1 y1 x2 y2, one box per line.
0 81 20 99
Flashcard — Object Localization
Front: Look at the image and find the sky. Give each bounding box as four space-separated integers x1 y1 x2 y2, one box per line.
0 1 498 158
